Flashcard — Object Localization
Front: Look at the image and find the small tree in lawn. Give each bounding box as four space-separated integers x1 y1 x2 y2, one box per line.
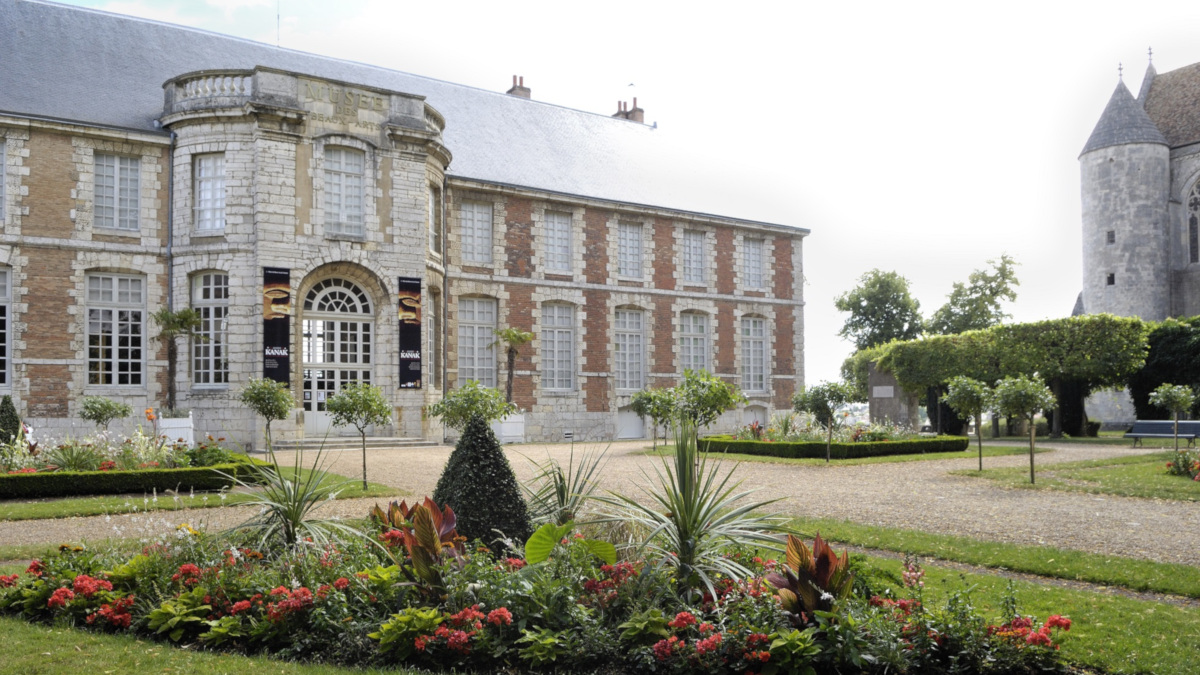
991 375 1055 484
239 378 295 454
79 396 132 432
943 376 992 471
151 307 204 412
492 327 534 405
1149 383 1198 452
0 395 21 443
792 381 856 463
326 382 392 491
429 380 515 433
630 387 676 449
672 369 747 430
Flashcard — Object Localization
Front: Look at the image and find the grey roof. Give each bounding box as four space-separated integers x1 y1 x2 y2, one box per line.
1141 61 1200 149
1137 63 1157 103
1080 80 1167 156
0 0 802 230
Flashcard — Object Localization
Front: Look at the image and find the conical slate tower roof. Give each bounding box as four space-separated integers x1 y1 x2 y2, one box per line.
1081 80 1167 156
1137 63 1157 102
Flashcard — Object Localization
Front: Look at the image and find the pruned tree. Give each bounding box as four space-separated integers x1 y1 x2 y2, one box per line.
630 386 675 448
1149 384 1198 452
239 378 295 454
991 375 1055 484
943 376 991 470
792 381 856 462
326 382 392 490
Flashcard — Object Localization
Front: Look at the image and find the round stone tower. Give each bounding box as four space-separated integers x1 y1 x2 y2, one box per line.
1079 76 1171 321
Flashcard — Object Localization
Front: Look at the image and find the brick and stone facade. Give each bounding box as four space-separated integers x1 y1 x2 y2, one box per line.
0 2 808 445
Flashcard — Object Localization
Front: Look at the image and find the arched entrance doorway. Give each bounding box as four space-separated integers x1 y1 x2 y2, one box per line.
301 278 375 436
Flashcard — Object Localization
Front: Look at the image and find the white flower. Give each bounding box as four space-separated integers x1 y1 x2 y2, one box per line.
820 591 834 602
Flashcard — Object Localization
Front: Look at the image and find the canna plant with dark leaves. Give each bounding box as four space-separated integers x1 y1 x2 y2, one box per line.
766 533 855 626
370 497 465 598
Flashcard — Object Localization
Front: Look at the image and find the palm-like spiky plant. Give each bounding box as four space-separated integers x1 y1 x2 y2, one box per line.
522 443 609 526
765 533 855 625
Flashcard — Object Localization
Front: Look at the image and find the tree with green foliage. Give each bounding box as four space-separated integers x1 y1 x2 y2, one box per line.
432 415 532 545
238 378 295 454
0 395 20 443
491 327 534 405
1149 384 1198 452
839 343 890 402
991 375 1055 484
927 254 1020 335
1128 317 1200 420
834 269 923 351
326 382 392 490
429 379 515 433
151 307 205 411
943 376 991 470
630 387 675 448
672 369 747 429
79 396 132 432
792 381 856 463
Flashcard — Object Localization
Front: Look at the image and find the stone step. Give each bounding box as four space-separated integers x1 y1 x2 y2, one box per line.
271 437 439 452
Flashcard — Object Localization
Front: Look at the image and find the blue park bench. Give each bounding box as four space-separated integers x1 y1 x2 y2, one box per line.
1124 420 1200 447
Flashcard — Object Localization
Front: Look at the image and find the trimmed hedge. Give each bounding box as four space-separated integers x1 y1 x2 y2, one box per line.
699 435 970 460
0 456 264 499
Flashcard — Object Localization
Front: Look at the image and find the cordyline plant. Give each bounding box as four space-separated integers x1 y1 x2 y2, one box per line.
1149 383 1198 452
522 443 609 527
492 327 534 405
766 533 855 626
370 497 465 598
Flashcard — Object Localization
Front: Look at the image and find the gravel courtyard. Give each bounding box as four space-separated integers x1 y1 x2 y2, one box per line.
3 441 1197 566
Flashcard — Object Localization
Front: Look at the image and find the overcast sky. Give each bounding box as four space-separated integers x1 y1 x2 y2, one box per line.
62 0 1197 385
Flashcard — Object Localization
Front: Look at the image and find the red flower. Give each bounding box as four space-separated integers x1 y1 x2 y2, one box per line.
1026 628 1053 646
668 611 697 629
652 635 685 661
695 632 723 655
72 574 113 598
487 607 513 626
446 629 472 653
230 600 252 615
503 557 526 570
25 559 44 577
47 587 75 608
0 574 18 587
380 529 404 548
334 577 350 590
1045 614 1072 630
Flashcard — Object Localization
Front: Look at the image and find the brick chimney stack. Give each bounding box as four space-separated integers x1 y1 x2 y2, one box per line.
506 75 531 99
612 101 628 119
612 99 645 123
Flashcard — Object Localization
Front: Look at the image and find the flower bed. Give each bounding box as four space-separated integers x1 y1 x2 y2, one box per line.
701 434 970 459
0 516 1072 673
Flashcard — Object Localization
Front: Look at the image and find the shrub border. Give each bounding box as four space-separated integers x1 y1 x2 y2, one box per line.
0 456 264 499
699 435 970 459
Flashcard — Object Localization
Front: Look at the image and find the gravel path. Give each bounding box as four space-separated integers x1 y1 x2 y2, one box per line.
3 441 1197 567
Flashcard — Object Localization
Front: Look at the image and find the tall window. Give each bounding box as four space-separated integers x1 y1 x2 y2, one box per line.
95 154 140 231
87 274 143 385
743 237 765 288
544 211 572 272
458 297 497 387
324 147 364 236
541 303 574 390
683 229 705 283
430 288 442 388
429 185 443 255
1190 182 1200 264
192 273 228 386
0 140 6 222
0 269 9 387
740 316 766 392
193 154 225 232
614 309 645 390
680 312 709 373
618 222 643 278
461 201 493 264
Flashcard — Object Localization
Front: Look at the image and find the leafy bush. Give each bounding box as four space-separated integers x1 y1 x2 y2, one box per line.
701 435 969 459
80 396 132 431
0 457 258 498
429 380 515 431
0 394 20 443
432 415 531 545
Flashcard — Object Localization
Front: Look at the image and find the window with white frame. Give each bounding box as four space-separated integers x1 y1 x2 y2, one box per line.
743 237 765 288
193 154 225 233
87 274 144 386
740 316 767 392
680 312 709 373
541 303 574 390
324 147 364 236
0 140 6 222
429 185 443 255
0 269 9 387
614 309 645 390
618 222 643 278
544 211 572 272
461 201 493 264
95 154 140 231
192 273 228 386
682 229 705 283
458 297 497 387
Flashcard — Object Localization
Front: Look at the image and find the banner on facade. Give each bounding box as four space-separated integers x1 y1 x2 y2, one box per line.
262 267 291 384
397 277 422 389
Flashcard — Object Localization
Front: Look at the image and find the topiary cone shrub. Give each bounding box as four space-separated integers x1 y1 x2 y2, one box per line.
432 415 532 546
0 395 19 444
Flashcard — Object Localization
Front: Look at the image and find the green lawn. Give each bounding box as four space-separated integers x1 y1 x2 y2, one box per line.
644 443 1043 466
952 452 1200 501
0 467 404 522
790 516 1200 599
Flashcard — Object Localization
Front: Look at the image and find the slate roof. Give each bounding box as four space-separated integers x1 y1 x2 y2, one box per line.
1080 80 1167 156
1142 61 1200 149
0 0 802 230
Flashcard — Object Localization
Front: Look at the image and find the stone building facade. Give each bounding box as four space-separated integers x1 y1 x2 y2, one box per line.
0 1 807 446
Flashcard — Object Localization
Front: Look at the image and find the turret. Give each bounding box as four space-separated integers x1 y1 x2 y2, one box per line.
1079 76 1170 321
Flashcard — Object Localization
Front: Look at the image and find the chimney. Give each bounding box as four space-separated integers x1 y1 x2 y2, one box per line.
612 100 629 119
506 75 531 99
627 97 644 123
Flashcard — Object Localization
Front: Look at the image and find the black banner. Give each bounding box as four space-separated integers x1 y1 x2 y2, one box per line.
262 267 291 384
397 277 422 389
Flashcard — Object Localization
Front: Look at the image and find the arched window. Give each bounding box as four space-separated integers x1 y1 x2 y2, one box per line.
192 272 228 386
303 278 372 314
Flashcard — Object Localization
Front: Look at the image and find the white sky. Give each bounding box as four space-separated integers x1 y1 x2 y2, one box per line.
62 0 1196 385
